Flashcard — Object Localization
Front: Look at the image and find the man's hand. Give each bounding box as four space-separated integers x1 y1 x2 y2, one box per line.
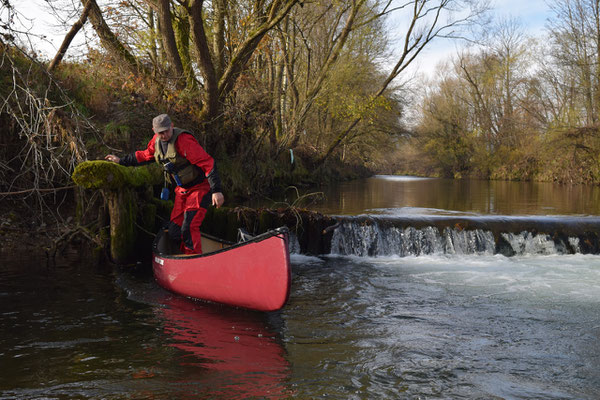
105 154 121 163
212 192 224 208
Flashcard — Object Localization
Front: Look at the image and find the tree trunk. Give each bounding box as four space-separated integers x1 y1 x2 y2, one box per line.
187 0 220 129
156 0 185 88
83 0 147 75
48 0 92 72
594 0 600 124
173 6 197 90
212 0 226 79
147 6 159 68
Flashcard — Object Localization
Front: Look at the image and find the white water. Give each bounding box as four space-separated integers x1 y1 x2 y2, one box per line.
329 219 588 256
285 252 600 398
370 253 600 302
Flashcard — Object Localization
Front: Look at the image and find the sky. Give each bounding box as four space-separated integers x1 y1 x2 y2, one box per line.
9 0 554 77
389 0 554 79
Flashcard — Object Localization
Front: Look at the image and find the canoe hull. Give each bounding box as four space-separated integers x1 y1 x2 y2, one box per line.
152 228 291 312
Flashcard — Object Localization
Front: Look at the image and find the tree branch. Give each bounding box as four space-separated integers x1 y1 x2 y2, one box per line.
48 0 93 72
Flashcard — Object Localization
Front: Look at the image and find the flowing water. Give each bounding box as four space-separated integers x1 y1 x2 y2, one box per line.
1 176 600 399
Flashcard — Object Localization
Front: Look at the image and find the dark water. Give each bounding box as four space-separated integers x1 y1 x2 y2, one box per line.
0 251 291 399
2 176 600 399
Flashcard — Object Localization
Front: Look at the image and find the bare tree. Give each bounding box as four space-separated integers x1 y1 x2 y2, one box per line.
276 0 368 152
155 0 185 87
547 0 600 125
0 43 101 227
317 0 489 166
186 0 300 133
83 0 149 75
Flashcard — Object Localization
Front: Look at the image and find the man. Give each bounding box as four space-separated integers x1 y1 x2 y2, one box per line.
105 114 224 254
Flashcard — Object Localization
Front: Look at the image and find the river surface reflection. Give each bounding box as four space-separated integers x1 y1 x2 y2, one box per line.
157 295 291 398
306 175 600 216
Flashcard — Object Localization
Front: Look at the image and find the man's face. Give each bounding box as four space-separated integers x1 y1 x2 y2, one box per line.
156 126 173 142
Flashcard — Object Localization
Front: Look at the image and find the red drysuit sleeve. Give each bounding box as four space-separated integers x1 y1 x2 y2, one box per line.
134 135 158 163
174 133 216 176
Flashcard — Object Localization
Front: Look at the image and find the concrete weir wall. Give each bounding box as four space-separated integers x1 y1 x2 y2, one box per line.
202 206 338 255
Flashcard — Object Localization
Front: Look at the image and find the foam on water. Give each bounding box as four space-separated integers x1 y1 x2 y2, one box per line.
287 251 600 399
364 253 600 304
290 253 323 265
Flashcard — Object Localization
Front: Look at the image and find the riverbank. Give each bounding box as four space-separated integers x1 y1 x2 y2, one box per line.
0 198 83 257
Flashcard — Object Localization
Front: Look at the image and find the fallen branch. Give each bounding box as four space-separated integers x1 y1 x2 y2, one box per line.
0 185 77 196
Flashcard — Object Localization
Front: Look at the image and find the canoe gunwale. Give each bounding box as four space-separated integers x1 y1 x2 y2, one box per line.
152 226 290 260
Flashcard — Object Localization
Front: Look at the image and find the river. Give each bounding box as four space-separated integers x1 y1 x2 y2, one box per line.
1 176 599 399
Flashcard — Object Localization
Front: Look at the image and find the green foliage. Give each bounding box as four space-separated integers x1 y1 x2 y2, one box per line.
308 54 403 169
536 126 600 184
103 122 131 146
416 77 475 177
405 10 600 184
317 62 393 123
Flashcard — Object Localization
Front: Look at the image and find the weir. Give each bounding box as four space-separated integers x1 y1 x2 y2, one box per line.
68 161 600 260
325 215 600 257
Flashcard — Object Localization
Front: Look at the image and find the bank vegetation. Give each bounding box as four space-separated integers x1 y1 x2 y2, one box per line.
407 0 600 184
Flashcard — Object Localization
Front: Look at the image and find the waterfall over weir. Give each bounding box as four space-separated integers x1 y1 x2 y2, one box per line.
327 215 600 257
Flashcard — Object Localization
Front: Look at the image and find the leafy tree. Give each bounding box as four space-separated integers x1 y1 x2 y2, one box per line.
416 74 475 177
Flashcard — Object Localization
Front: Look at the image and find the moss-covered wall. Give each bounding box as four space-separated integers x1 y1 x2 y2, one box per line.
72 160 339 263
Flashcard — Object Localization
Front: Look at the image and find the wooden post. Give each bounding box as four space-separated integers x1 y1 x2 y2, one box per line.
72 160 162 264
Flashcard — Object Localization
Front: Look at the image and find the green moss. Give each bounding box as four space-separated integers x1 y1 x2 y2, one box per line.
258 210 277 233
72 160 161 190
106 189 137 263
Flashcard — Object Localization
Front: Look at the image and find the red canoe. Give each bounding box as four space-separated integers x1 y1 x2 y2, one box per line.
152 227 291 312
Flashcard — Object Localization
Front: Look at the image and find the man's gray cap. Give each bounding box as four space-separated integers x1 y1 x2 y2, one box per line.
153 114 172 131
